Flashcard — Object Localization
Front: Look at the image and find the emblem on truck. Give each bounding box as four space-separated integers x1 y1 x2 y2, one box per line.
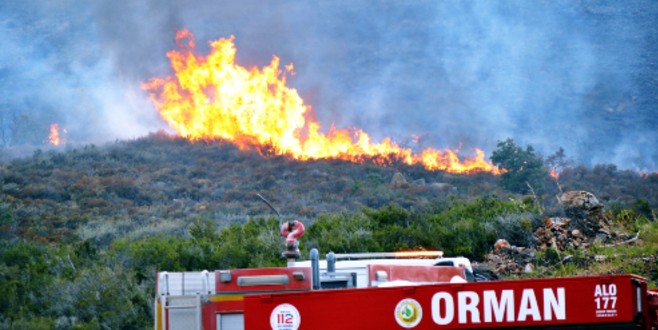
395 298 423 328
270 303 301 330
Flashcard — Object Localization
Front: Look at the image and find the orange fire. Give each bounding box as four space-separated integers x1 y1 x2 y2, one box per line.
49 123 61 146
549 168 560 180
143 30 500 174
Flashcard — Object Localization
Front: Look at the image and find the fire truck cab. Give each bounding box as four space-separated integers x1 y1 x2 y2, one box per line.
292 250 474 288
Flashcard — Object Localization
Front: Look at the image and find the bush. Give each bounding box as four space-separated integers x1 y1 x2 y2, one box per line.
303 213 378 254
490 138 547 194
492 213 538 247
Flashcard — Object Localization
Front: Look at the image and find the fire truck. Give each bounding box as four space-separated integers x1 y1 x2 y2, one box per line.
154 220 658 330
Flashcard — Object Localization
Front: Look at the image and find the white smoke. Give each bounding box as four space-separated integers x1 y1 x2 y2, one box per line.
1 0 656 170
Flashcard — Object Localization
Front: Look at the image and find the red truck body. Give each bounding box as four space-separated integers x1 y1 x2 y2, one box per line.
156 266 657 329
244 274 651 329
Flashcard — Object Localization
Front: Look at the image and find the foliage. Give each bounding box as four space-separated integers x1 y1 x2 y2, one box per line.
303 213 378 253
490 138 547 194
0 217 287 329
0 240 151 329
544 147 574 172
303 197 541 260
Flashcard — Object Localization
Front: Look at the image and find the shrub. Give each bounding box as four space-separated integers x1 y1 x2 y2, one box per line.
304 213 378 254
490 138 547 194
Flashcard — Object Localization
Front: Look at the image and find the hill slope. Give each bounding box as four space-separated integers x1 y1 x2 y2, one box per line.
1 133 656 245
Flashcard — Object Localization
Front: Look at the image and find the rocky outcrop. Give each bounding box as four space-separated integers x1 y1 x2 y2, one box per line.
557 191 602 210
534 217 587 250
485 239 536 276
485 191 638 277
389 172 409 188
557 190 610 237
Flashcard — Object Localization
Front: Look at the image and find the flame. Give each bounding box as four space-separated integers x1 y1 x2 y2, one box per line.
549 168 560 180
143 31 500 174
49 123 61 146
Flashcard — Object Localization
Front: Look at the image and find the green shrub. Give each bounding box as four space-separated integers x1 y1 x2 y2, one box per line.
490 138 547 194
303 213 378 254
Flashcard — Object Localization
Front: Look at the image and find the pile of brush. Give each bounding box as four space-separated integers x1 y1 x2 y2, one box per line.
484 191 640 277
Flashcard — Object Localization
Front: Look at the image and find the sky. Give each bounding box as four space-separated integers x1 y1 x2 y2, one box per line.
1 0 657 170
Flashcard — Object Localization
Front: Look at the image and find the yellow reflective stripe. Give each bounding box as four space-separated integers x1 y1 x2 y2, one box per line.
210 295 244 302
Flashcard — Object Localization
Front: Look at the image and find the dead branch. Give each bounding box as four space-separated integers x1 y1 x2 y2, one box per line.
526 181 543 212
604 232 640 247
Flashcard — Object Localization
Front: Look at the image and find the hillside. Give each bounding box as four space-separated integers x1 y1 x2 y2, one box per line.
2 132 656 244
0 133 657 329
1 132 493 244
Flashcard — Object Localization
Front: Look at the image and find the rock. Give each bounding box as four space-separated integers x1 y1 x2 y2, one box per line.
494 239 511 251
429 182 455 191
544 217 570 229
471 265 500 281
556 191 611 239
558 191 602 210
486 254 502 264
485 245 536 276
390 172 409 188
549 237 557 249
412 178 426 185
534 227 544 235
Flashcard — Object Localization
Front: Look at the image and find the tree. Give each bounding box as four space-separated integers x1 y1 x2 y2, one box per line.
545 147 574 172
490 138 547 194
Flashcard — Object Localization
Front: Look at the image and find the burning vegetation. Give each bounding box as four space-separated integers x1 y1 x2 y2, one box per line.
48 123 67 146
142 30 500 175
48 123 61 146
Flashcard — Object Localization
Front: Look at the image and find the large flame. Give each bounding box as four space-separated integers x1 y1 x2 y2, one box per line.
143 30 500 174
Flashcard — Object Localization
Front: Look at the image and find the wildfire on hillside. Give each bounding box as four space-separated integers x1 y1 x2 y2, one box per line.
142 30 501 174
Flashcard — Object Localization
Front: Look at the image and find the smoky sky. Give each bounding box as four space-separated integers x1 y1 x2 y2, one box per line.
1 0 657 170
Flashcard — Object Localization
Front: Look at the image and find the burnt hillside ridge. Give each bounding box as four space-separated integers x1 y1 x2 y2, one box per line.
0 132 656 245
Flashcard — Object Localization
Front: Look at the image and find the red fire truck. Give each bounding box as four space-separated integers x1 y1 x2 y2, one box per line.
154 251 658 329
154 221 658 329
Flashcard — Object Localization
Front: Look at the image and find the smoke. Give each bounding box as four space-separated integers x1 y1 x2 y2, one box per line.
0 0 166 146
1 0 656 170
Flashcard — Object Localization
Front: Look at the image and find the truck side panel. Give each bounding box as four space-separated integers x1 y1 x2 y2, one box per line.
245 275 644 329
